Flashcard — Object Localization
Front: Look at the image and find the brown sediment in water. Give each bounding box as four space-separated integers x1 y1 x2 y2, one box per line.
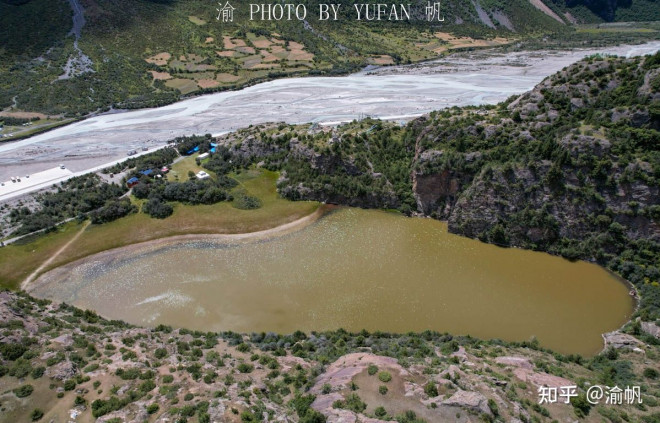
29 207 634 356
28 205 332 293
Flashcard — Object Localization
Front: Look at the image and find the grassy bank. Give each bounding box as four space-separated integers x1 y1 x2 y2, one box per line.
0 169 318 290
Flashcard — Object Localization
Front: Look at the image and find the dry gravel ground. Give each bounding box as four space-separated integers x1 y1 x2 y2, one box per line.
1 42 658 185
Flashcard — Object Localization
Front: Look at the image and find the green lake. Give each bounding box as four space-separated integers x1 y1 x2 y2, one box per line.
31 207 634 355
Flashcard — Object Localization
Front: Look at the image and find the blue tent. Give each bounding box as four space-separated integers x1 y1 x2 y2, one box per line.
186 145 200 155
210 142 218 147
210 148 216 153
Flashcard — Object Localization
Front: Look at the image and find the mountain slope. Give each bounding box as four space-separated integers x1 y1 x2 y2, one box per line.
191 52 659 323
2 0 658 118
0 289 658 423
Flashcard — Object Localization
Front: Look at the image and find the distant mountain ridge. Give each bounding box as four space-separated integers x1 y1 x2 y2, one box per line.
0 0 659 117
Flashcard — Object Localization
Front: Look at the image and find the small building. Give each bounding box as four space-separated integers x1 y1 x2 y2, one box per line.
161 166 169 173
140 169 153 177
127 177 139 188
198 152 210 160
196 171 210 180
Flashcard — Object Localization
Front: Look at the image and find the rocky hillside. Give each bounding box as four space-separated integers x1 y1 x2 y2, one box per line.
1 290 659 423
208 52 660 323
2 0 659 118
409 52 660 319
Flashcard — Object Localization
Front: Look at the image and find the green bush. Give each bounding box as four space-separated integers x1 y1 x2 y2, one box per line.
31 366 45 379
367 364 378 375
643 367 659 379
379 385 388 395
332 393 366 413
424 381 438 397
233 194 262 210
378 371 392 383
13 384 34 398
30 409 44 421
63 379 76 391
237 363 254 373
570 393 591 418
147 403 160 414
0 343 27 360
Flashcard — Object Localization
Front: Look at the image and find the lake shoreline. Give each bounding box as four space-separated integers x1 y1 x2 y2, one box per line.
29 206 634 356
27 204 331 293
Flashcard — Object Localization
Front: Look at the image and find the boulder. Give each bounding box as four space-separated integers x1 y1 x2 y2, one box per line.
441 389 492 416
45 360 77 381
603 331 645 351
641 321 660 339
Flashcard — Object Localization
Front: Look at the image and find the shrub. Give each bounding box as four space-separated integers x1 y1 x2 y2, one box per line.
142 198 173 219
64 379 76 391
30 409 44 421
0 343 27 360
374 406 387 418
570 393 591 418
378 371 392 383
332 393 366 413
31 366 45 379
90 198 137 224
424 381 438 397
237 363 254 373
233 194 261 210
13 384 34 398
367 364 378 375
643 367 659 379
154 348 168 359
379 385 388 395
147 403 159 414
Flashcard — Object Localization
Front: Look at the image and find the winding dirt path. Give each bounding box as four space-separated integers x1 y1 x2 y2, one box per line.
22 221 90 290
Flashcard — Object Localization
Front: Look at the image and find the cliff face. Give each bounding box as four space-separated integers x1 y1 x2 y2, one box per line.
412 53 660 253
212 54 660 319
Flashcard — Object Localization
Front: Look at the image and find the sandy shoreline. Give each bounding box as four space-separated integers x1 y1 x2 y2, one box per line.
27 205 330 293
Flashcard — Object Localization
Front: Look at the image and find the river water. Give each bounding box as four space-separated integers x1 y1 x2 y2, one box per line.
1 42 659 183
31 208 634 355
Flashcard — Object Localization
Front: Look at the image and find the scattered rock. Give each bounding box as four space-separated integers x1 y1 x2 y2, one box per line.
441 389 492 416
603 331 645 351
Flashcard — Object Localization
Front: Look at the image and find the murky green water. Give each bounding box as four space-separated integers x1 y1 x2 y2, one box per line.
32 208 634 355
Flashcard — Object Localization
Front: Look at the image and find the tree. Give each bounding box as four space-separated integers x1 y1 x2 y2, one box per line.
143 198 173 219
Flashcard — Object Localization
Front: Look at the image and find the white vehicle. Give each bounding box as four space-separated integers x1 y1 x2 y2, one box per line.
60 164 66 169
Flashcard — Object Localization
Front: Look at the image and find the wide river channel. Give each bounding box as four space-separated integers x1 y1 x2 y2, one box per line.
31 207 634 356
